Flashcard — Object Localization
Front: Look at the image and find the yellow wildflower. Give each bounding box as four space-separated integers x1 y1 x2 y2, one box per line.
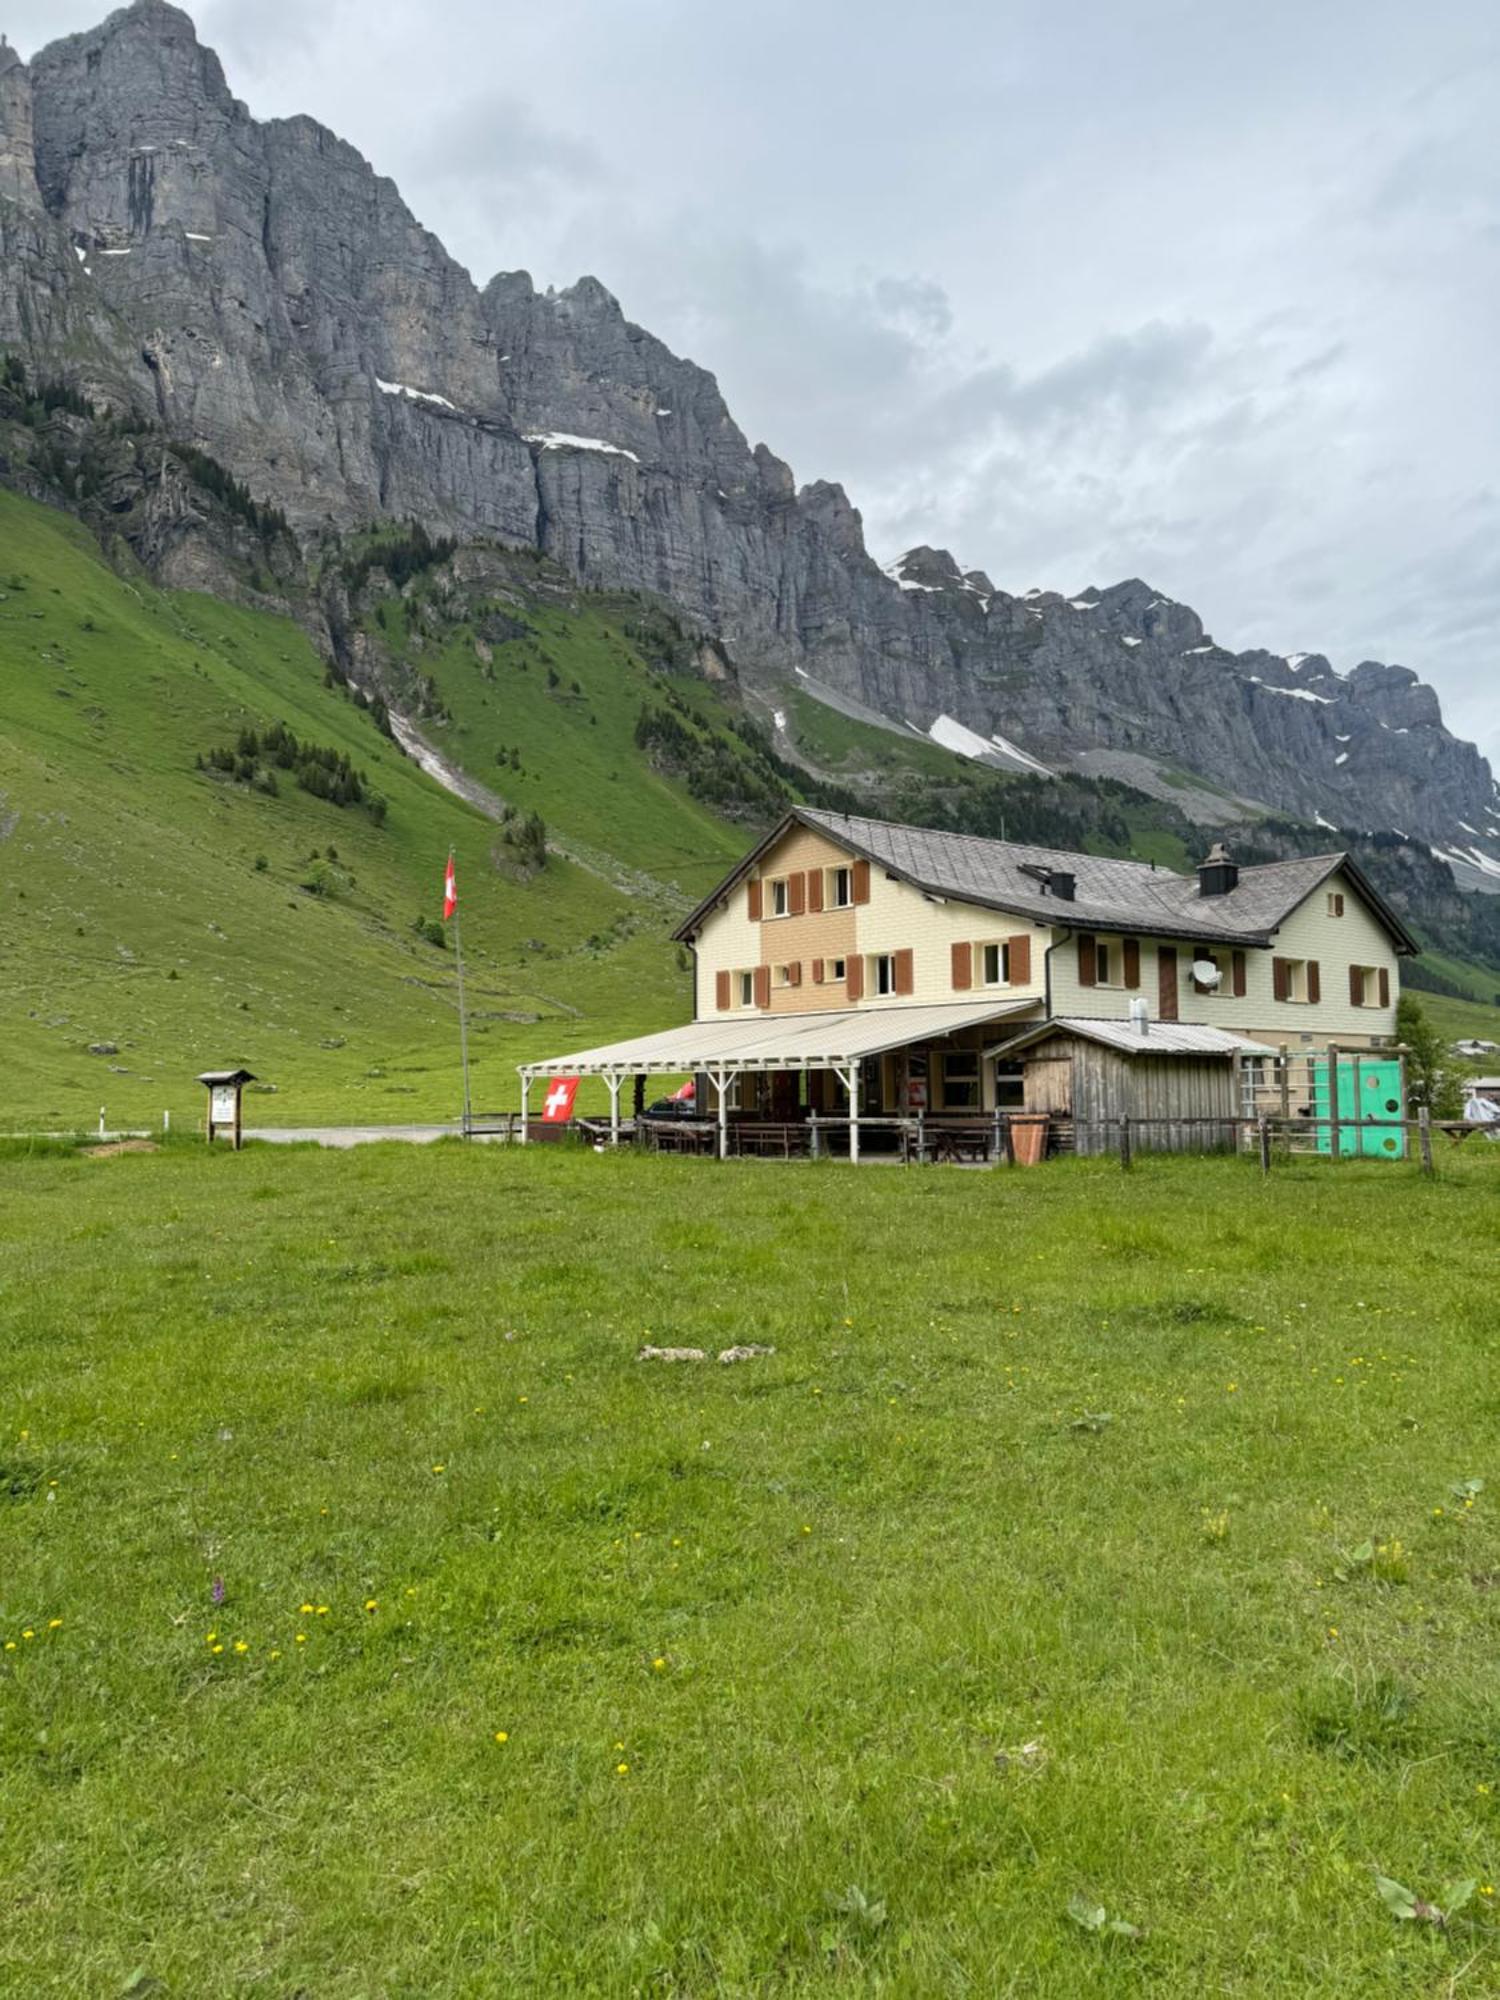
616 1762 629 1776
494 1731 509 1744
652 1657 667 1672
233 1641 248 1655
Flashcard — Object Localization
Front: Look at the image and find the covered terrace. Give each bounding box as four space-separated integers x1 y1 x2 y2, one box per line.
517 998 1035 1160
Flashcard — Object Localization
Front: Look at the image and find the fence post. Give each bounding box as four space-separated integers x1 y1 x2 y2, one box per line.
916 1111 926 1165
809 1111 820 1162
1258 1116 1271 1176
1328 1044 1342 1161
1119 1115 1133 1171
1418 1106 1434 1178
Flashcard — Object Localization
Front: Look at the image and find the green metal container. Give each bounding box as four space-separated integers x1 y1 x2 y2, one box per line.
1310 1055 1406 1158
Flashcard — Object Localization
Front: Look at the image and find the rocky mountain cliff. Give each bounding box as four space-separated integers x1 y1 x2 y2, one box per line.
1 0 1496 869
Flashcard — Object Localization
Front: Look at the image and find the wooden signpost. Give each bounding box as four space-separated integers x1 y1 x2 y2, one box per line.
198 1068 256 1149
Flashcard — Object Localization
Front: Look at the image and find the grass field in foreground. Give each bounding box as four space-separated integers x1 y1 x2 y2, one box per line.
2 1141 1499 1996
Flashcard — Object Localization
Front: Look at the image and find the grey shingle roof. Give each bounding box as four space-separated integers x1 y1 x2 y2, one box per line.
786 809 1415 950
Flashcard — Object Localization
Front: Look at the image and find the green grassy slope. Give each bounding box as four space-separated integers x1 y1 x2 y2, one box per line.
2 1141 1498 1993
0 492 698 1129
386 592 749 902
783 685 1198 872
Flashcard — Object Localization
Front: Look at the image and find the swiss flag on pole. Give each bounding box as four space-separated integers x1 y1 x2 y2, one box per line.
541 1077 579 1123
443 854 457 921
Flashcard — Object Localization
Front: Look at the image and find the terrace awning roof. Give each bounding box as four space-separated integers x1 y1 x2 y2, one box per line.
518 998 1036 1079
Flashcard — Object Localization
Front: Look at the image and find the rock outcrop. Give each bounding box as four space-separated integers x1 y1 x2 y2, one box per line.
2 0 1496 860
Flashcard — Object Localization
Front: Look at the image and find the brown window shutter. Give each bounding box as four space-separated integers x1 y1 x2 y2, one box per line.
715 969 731 1011
1122 938 1141 990
788 960 802 987
1008 934 1031 986
1273 957 1288 1003
807 869 823 913
1379 966 1390 1008
1335 893 1345 916
950 940 973 991
846 955 864 1002
1158 947 1179 1021
1307 960 1321 1005
754 965 770 1009
1232 950 1247 998
1077 933 1098 988
788 871 806 917
1349 963 1363 1007
851 859 871 905
812 958 824 985
747 878 762 921
894 947 914 996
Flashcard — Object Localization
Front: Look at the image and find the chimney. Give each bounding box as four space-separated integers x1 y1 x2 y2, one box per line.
1197 841 1239 898
1047 869 1075 902
1129 997 1150 1038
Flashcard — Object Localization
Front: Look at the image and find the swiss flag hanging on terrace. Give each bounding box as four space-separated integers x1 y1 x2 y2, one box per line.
541 1077 579 1123
443 855 457 921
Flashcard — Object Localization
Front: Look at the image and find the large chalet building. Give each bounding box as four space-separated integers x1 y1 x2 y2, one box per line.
520 807 1417 1149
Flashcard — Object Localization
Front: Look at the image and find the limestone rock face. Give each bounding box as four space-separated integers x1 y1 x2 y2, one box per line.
3 0 1496 857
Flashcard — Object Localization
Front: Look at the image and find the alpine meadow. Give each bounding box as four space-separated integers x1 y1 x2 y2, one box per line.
3 2 1500 1996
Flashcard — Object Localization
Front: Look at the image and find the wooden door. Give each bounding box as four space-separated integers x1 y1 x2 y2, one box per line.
1158 946 1179 1022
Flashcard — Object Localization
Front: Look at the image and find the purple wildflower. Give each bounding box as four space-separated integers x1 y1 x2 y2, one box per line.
211 1576 225 1606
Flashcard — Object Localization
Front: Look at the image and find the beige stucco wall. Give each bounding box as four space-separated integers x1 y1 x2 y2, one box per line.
692 823 1050 1018
1045 867 1401 1047
692 836 1402 1052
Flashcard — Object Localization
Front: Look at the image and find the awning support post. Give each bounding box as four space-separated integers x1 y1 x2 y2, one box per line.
519 1075 530 1145
607 1071 622 1147
711 1066 730 1159
835 1062 860 1164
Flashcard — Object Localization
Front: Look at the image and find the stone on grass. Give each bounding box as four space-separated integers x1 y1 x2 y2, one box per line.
637 1345 706 1363
717 1344 776 1364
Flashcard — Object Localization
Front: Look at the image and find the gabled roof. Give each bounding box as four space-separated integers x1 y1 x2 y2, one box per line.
988 1017 1275 1059
674 807 1419 954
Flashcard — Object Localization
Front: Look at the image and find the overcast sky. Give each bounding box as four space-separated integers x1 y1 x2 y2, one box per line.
12 0 1500 760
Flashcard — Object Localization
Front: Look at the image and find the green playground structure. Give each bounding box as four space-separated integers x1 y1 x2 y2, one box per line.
1310 1054 1406 1159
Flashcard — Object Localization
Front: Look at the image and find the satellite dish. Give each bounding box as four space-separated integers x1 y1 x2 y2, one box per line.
1192 958 1222 988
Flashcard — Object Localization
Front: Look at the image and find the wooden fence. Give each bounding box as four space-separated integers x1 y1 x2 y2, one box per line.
494 1108 1496 1175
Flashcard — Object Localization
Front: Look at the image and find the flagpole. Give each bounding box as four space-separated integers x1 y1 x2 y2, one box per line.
450 850 473 1135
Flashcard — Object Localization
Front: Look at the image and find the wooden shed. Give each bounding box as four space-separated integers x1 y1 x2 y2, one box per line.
986 1015 1274 1156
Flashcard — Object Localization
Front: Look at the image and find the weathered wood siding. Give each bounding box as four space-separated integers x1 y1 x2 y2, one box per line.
1021 1035 1240 1155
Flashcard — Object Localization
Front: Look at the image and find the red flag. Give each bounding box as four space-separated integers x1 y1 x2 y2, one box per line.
541 1077 579 1124
443 855 457 921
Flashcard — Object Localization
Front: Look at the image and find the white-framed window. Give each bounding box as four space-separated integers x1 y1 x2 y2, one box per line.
773 963 792 989
981 941 1012 987
1351 965 1378 1007
737 970 756 1008
1094 940 1115 987
769 878 789 918
1282 959 1309 1002
940 1048 980 1110
829 865 853 909
1327 892 1346 918
994 1059 1025 1109
828 956 847 982
872 953 897 996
